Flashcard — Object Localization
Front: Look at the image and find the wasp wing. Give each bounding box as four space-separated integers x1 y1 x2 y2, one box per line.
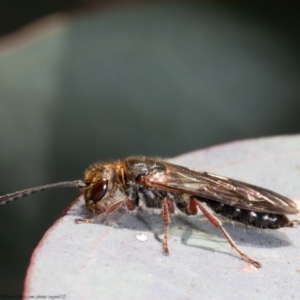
145 162 299 214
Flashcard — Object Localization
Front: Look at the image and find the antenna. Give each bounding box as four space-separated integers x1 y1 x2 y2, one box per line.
0 180 86 206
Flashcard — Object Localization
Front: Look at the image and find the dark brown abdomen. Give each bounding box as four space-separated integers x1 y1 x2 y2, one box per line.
201 198 293 229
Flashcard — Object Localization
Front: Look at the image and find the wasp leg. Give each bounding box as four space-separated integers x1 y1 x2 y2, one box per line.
190 198 262 268
161 197 175 255
75 199 136 224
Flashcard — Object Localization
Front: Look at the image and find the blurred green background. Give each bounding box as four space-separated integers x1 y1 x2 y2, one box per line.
0 0 299 296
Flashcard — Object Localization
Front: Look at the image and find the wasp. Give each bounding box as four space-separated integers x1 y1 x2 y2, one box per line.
0 156 298 268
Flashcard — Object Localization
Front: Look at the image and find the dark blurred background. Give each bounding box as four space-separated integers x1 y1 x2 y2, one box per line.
0 0 299 295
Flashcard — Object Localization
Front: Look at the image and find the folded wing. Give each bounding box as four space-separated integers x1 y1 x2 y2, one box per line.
145 163 299 214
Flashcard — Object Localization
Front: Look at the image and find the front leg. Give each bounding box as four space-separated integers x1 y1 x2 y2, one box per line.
75 199 136 224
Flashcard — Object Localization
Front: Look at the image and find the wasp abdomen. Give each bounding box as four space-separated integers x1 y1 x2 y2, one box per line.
201 198 293 229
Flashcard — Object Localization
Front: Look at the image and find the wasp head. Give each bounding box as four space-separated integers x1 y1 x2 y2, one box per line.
82 162 126 214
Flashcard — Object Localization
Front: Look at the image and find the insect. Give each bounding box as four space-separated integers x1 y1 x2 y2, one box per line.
0 156 298 268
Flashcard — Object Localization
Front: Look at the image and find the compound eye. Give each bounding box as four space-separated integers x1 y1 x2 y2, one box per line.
90 178 108 202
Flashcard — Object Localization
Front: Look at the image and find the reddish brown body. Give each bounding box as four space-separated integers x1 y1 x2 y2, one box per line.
77 156 299 268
